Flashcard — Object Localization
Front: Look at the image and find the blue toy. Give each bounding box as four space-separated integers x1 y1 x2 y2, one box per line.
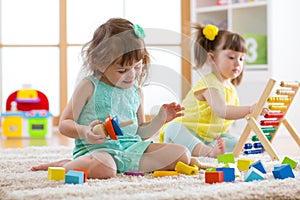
272 164 295 179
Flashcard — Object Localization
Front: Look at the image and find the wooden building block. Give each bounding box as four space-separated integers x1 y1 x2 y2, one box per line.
65 170 84 184
48 167 66 181
245 167 264 182
282 156 298 169
237 158 254 171
73 168 88 182
250 160 267 174
205 171 224 184
175 161 199 175
217 153 235 164
216 167 235 182
152 171 179 178
272 164 295 179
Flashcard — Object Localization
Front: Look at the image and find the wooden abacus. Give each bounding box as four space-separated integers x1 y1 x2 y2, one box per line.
233 78 300 161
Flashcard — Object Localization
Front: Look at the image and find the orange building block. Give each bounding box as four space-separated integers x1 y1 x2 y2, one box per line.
205 171 224 184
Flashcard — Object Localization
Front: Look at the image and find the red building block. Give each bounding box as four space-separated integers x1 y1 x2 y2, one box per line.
205 171 224 184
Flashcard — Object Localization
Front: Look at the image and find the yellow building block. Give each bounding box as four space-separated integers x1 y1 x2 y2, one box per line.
48 167 66 181
237 158 254 171
175 161 199 175
152 171 179 178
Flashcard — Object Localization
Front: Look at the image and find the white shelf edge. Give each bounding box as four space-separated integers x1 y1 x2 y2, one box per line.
232 1 267 9
195 1 267 13
195 5 228 13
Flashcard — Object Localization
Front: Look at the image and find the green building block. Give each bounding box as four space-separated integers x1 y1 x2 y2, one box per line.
217 153 235 164
282 156 298 169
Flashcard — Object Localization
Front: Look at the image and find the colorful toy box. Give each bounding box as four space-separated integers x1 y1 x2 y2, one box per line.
1 88 52 138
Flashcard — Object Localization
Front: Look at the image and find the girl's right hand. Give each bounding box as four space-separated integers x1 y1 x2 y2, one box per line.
85 120 107 144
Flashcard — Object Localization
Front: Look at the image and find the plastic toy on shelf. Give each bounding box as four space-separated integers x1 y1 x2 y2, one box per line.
1 87 53 138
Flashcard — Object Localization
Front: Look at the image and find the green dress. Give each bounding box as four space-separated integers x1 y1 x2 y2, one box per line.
73 76 152 173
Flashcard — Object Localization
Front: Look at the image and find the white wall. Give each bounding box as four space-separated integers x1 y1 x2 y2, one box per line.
269 0 300 133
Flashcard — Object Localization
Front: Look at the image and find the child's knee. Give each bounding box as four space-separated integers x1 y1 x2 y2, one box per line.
88 156 117 179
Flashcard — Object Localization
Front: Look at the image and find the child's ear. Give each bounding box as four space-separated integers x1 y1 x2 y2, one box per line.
207 52 214 60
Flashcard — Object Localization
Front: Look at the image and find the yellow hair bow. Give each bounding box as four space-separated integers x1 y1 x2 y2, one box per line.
203 24 219 41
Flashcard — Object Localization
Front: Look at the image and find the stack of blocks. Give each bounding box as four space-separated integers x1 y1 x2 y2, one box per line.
47 154 297 184
204 153 297 184
48 167 87 184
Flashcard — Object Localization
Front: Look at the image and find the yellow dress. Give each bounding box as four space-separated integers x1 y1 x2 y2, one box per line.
159 73 239 143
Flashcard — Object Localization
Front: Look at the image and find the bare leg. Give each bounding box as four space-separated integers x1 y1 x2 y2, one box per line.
139 143 190 172
30 159 71 171
192 136 225 158
31 152 117 179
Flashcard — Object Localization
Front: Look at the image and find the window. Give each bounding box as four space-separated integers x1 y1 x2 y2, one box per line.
0 0 190 124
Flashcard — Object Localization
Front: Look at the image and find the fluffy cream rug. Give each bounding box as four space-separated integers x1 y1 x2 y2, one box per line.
0 146 300 200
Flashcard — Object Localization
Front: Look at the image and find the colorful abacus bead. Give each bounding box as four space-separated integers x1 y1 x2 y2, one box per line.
267 97 291 103
276 89 295 95
261 127 276 133
260 120 280 126
264 112 284 118
268 105 288 111
280 81 299 88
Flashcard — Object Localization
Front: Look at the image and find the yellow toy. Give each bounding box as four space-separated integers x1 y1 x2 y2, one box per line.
48 167 66 181
237 158 254 171
152 171 179 178
175 161 198 175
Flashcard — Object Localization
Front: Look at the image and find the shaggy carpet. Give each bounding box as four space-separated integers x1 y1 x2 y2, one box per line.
0 146 300 200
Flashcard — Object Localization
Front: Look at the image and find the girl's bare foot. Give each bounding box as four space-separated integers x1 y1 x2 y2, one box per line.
30 159 71 171
193 135 226 158
207 136 225 157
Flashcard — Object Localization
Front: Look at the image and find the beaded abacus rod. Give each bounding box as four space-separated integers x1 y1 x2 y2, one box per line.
233 78 300 161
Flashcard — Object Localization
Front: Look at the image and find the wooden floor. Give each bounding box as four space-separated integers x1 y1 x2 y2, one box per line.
0 127 299 157
0 127 73 148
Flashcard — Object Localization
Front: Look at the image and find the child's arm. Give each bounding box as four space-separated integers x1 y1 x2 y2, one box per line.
199 88 255 120
58 79 107 144
136 88 184 139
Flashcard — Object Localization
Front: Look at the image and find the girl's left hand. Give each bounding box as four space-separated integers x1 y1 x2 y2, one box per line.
158 102 184 123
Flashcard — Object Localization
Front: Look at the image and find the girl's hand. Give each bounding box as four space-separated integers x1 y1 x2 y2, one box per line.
85 120 107 144
158 102 184 124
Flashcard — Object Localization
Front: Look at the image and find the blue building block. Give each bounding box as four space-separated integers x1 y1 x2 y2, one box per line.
272 164 295 179
245 167 264 182
216 167 235 182
65 170 84 184
250 160 267 174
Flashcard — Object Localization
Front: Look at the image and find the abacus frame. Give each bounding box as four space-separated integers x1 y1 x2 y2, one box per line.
233 78 300 161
